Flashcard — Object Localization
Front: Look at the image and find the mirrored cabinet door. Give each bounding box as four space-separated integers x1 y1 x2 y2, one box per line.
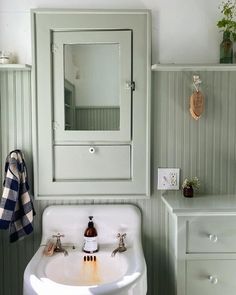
53 30 132 143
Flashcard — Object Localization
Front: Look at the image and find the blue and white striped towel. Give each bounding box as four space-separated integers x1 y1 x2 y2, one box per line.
0 150 35 242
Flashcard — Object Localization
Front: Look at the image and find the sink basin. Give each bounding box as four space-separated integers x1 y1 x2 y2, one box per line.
24 205 147 295
44 250 127 286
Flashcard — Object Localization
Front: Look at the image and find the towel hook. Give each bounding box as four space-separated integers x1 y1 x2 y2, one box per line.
193 75 202 92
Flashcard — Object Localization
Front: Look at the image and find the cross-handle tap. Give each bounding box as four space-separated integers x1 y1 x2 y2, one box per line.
117 233 126 247
52 233 68 256
111 233 127 257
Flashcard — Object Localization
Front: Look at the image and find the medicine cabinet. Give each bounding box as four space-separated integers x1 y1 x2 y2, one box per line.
32 9 151 199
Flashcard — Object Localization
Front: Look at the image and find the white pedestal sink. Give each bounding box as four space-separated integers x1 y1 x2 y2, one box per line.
24 205 147 295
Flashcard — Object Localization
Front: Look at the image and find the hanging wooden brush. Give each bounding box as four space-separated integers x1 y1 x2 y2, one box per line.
189 75 204 120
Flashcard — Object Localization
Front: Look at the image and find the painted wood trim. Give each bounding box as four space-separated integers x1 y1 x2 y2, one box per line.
31 10 39 199
152 63 236 71
145 11 152 197
31 8 151 15
162 194 236 216
53 30 132 142
186 253 236 259
0 64 31 70
36 194 151 200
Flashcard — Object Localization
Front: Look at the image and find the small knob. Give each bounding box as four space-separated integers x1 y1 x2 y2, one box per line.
208 275 218 284
208 234 218 243
89 147 95 154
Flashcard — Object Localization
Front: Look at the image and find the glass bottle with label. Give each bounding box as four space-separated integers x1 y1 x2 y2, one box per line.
83 216 98 253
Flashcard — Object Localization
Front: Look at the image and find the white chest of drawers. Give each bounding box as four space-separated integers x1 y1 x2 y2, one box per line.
162 194 236 295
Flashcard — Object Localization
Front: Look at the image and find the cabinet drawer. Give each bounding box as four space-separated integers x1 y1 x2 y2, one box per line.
187 217 236 253
186 260 236 295
54 145 130 180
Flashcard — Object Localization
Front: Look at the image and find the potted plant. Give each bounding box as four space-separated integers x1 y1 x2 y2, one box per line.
217 0 236 63
182 177 200 198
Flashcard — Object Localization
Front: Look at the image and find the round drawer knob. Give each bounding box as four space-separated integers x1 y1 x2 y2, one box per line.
208 234 218 243
89 147 95 154
208 275 218 284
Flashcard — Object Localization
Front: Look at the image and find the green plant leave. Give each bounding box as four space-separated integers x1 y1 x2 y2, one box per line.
217 0 236 38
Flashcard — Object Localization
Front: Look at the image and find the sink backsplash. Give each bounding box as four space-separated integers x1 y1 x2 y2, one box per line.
41 205 141 247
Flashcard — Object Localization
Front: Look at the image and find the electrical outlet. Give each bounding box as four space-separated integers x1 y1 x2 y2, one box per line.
157 168 180 190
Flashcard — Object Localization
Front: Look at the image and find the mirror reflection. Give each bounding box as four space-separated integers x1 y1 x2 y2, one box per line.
64 43 120 131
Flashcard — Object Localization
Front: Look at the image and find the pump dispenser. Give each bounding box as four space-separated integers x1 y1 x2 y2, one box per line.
83 216 98 253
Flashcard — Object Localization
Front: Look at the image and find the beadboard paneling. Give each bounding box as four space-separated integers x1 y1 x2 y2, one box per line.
0 69 35 295
156 70 236 195
75 106 120 130
0 68 236 295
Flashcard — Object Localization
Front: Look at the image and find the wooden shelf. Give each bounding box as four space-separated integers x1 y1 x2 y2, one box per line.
151 63 236 72
0 64 31 71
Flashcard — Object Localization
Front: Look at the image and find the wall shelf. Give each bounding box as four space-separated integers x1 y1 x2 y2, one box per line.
0 64 31 71
151 63 236 71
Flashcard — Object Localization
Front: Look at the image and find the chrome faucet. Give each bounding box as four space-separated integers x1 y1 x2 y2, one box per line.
111 233 127 257
52 233 68 256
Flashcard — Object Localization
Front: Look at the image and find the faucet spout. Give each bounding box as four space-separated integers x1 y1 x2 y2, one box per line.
111 246 126 257
111 248 120 257
111 233 127 257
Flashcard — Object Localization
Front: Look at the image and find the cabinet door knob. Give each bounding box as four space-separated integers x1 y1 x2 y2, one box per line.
89 147 95 154
208 234 218 243
208 275 218 284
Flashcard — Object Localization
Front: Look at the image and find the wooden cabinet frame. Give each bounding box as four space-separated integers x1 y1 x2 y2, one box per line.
31 9 151 199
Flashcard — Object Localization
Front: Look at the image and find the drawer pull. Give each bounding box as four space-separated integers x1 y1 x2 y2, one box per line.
208 234 218 243
208 275 218 284
89 147 95 154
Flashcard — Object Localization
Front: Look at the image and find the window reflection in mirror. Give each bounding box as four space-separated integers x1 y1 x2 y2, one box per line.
64 43 120 131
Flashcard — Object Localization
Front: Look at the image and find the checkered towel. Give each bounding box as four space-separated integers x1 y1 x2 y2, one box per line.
0 150 35 242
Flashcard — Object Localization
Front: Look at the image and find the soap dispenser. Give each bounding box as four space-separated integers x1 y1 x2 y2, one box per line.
83 216 98 253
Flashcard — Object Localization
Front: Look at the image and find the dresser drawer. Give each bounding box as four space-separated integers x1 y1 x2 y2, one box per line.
187 217 236 253
53 145 131 180
186 260 236 295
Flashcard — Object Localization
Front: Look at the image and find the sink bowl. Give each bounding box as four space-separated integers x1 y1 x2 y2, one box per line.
24 205 147 295
44 250 127 286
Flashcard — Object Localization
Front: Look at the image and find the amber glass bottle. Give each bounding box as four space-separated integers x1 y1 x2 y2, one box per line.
83 216 98 253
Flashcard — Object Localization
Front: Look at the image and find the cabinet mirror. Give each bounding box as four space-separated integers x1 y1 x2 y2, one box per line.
64 43 120 131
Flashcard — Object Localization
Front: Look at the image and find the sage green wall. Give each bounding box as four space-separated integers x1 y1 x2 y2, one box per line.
0 68 236 295
156 70 236 195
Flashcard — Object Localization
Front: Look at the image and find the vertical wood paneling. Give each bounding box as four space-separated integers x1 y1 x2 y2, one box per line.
75 106 120 130
156 70 236 195
0 68 236 295
0 69 35 295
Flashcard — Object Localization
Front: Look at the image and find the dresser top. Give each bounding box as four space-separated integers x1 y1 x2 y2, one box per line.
162 192 236 216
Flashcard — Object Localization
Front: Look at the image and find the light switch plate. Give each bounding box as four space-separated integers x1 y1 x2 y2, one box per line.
157 168 180 190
